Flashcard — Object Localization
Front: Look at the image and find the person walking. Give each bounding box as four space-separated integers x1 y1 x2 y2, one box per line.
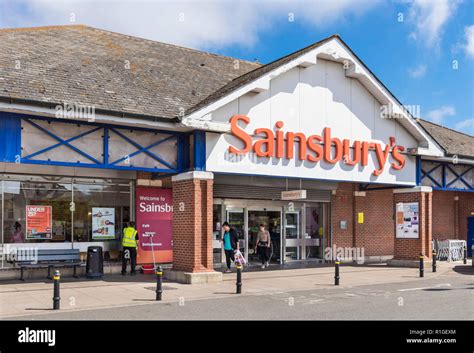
221 222 239 273
255 224 271 269
121 221 139 275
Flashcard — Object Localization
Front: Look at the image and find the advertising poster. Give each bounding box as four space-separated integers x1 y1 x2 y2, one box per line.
395 202 419 239
92 207 115 239
136 187 173 264
26 205 52 240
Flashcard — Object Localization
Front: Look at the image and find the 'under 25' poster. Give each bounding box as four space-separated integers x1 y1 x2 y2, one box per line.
26 205 52 240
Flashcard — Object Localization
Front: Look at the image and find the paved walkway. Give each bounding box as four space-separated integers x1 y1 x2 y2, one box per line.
0 261 471 318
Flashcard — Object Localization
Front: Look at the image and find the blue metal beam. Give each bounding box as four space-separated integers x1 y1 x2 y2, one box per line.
23 119 102 164
420 159 473 191
109 127 176 169
0 114 21 162
22 158 177 173
110 134 176 169
0 112 186 173
22 125 102 160
445 164 472 189
193 130 206 171
421 163 442 187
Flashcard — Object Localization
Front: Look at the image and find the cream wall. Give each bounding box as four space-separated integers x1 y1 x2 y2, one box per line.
206 59 417 185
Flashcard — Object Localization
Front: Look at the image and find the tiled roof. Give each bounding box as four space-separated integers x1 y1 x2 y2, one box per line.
0 25 260 121
417 119 473 159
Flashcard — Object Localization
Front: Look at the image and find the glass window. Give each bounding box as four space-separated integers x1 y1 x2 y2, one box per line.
3 177 72 244
72 179 130 243
1 174 132 268
212 204 223 265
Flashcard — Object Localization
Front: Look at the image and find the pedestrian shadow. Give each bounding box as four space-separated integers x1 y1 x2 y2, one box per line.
131 299 158 302
213 291 237 295
25 308 55 311
452 265 474 276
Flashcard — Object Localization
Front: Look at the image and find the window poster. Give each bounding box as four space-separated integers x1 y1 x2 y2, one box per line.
92 207 115 239
395 202 419 239
26 205 53 240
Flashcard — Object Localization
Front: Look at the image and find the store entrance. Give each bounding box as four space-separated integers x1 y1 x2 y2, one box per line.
214 201 328 268
247 210 281 265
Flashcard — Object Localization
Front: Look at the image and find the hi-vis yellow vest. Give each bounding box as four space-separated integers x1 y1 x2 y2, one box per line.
122 227 138 248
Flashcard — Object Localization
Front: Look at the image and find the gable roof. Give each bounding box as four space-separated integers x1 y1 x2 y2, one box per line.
185 34 338 116
0 25 260 122
417 119 474 159
184 34 417 119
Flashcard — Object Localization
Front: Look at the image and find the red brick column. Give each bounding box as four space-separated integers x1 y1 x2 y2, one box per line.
171 171 214 273
393 187 433 261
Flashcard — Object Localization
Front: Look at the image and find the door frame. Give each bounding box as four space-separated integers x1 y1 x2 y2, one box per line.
214 199 328 265
468 216 474 258
247 207 283 265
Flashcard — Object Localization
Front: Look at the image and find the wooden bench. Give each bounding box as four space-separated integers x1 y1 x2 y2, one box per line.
14 249 85 281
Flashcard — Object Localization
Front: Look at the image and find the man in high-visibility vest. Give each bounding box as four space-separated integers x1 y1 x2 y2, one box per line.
122 221 139 275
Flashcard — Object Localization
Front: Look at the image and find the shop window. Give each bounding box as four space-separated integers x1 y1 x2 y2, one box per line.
0 175 132 268
72 180 130 243
3 179 72 244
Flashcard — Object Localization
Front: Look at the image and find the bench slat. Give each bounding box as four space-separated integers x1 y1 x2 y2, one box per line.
35 249 80 255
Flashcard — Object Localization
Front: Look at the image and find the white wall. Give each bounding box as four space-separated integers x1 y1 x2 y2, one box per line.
206 59 417 185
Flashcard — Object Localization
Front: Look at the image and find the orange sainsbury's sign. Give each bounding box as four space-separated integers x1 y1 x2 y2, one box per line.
228 115 406 176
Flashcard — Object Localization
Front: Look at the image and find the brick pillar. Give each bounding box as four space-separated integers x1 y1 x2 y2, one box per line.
454 194 460 239
392 186 433 262
171 171 214 273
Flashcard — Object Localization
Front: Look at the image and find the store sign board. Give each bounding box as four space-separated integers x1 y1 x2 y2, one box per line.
228 115 406 176
136 187 173 264
395 202 419 239
205 114 417 185
92 207 115 239
281 189 307 200
26 205 52 240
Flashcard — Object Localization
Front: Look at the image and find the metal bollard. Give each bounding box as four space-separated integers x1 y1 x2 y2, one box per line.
52 270 61 310
432 250 437 273
334 260 340 286
156 266 163 301
419 254 424 278
236 263 242 294
463 246 467 265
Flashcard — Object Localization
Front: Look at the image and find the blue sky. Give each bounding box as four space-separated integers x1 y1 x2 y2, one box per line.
1 0 473 134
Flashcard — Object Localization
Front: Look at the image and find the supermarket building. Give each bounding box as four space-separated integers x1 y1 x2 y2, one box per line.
0 26 472 282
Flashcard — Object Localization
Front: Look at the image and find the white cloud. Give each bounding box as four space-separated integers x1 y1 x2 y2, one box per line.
462 25 474 58
454 118 474 135
408 0 460 48
1 0 381 50
408 64 427 78
426 105 456 124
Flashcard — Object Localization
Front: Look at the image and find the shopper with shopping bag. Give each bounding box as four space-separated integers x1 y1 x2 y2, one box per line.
221 222 240 273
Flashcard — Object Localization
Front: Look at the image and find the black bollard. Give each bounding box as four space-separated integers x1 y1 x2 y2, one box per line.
156 266 163 301
419 254 424 278
463 246 467 265
432 250 437 273
236 263 242 294
334 260 340 286
52 270 61 310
